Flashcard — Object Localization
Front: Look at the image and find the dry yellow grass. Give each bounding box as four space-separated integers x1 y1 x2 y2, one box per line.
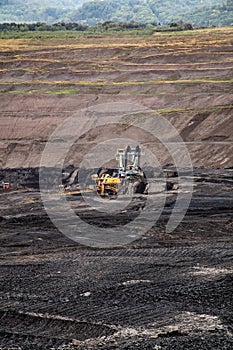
1 26 232 95
1 26 232 53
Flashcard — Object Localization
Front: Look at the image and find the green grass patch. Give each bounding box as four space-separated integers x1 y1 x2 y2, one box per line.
8 87 78 95
0 30 84 39
9 89 35 94
3 25 228 40
44 87 77 95
0 28 155 40
156 104 233 114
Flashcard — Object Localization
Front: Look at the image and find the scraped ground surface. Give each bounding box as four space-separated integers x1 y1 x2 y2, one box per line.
0 27 233 349
0 27 233 167
0 169 233 349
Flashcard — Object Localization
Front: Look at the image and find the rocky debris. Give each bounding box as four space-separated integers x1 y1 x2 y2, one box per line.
0 165 181 191
0 167 39 189
0 166 80 190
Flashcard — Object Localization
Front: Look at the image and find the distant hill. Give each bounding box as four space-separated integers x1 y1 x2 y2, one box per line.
184 0 233 27
0 0 232 26
71 0 233 27
0 0 86 23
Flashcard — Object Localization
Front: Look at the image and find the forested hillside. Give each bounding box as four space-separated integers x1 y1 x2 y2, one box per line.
0 0 85 23
71 0 233 26
0 0 232 26
185 0 233 27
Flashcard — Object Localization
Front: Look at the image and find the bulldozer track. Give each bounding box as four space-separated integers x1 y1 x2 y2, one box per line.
0 169 232 349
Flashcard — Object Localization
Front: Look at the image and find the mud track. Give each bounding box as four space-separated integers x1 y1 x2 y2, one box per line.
0 169 232 349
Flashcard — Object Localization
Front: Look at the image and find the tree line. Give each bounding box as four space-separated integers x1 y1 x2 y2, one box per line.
0 21 194 32
0 22 88 32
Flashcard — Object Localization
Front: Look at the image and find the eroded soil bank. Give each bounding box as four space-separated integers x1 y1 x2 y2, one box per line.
0 27 233 169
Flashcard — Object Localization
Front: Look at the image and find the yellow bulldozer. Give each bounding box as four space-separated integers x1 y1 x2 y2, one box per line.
93 173 121 197
92 145 147 197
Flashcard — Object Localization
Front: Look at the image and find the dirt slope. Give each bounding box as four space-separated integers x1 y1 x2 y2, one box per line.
0 27 232 168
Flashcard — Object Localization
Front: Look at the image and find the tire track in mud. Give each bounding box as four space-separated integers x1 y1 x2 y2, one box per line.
0 309 117 343
68 243 233 259
1 244 232 325
0 244 232 348
0 173 232 348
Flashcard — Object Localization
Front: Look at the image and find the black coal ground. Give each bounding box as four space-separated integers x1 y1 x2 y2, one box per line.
0 169 232 350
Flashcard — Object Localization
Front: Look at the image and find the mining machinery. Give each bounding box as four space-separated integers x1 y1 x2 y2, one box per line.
93 145 147 197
